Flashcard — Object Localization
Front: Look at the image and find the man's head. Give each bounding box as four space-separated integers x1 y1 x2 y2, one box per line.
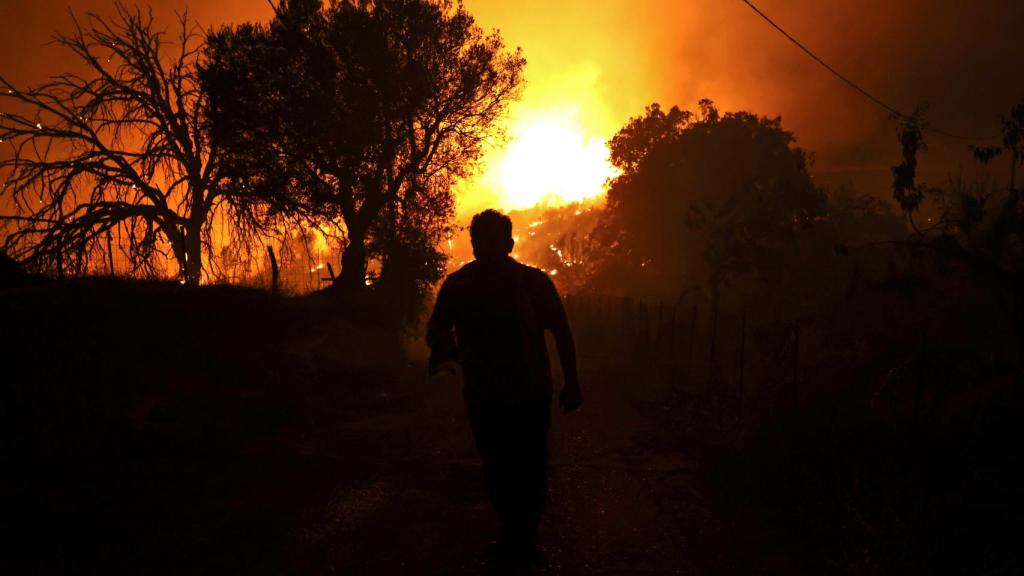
470 209 514 261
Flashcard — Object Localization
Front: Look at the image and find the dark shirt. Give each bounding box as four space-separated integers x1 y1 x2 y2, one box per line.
427 256 573 407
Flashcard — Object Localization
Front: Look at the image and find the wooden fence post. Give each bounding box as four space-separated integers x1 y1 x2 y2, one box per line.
656 304 665 355
738 309 747 401
708 292 720 391
792 320 800 407
639 301 650 350
267 246 279 296
56 235 64 278
106 229 115 276
668 304 678 362
687 304 697 370
915 332 926 430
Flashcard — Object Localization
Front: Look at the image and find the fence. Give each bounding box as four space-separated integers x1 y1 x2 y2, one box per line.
563 293 807 415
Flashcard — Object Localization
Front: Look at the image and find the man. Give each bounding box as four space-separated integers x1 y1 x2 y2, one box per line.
427 209 582 557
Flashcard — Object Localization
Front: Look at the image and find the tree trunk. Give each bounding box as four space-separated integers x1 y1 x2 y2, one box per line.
168 221 203 286
337 228 368 293
686 304 697 370
1010 153 1017 194
183 224 203 286
267 245 280 295
106 229 116 276
738 309 747 398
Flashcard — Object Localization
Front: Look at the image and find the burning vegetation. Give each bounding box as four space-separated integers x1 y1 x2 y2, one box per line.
2 1 1024 574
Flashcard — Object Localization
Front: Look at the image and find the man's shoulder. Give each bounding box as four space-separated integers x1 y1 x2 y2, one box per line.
442 261 477 286
515 261 557 290
444 259 553 288
515 261 548 278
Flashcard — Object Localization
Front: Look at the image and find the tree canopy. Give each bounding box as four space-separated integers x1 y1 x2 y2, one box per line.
591 100 828 301
202 0 525 295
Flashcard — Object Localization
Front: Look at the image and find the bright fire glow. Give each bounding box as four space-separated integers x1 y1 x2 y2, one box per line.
483 112 620 210
457 62 623 216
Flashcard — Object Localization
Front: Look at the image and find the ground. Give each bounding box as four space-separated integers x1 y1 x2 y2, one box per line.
5 353 719 575
285 359 717 575
1 281 723 575
6 281 1019 574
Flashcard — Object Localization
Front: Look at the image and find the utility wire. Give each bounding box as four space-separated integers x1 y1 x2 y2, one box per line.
740 0 998 142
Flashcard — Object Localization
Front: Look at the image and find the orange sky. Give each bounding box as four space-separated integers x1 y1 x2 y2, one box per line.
462 0 1024 200
3 0 1024 210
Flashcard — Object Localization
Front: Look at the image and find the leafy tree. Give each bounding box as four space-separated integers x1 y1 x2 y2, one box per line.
891 113 928 214
607 103 692 174
591 100 826 302
916 98 1024 348
837 97 1024 356
202 0 524 294
0 4 243 284
971 97 1024 194
369 177 455 323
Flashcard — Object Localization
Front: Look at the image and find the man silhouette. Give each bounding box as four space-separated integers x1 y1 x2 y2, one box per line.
427 209 581 557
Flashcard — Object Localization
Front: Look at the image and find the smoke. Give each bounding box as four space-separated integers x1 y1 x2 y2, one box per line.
466 0 1024 192
0 1 271 83
4 0 1024 210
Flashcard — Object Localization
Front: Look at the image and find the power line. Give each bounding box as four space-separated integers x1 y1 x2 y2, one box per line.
740 0 998 142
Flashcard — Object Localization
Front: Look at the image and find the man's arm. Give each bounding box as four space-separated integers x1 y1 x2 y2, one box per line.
542 275 582 413
426 278 458 376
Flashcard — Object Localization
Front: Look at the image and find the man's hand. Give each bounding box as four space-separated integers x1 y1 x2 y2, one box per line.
558 383 582 414
429 361 461 382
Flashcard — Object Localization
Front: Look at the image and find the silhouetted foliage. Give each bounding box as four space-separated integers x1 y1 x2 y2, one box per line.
370 194 453 324
607 103 692 174
0 249 45 288
591 100 827 302
890 105 933 215
0 4 250 284
883 99 1024 348
202 0 524 298
3 4 1022 573
971 96 1024 192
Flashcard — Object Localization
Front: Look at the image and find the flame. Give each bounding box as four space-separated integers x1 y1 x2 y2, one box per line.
480 110 620 211
458 60 622 216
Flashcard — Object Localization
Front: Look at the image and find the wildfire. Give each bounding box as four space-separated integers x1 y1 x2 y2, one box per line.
456 54 624 216
482 111 619 210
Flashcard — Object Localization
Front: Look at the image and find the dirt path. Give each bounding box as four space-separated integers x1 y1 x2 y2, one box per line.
6 357 723 575
283 361 718 575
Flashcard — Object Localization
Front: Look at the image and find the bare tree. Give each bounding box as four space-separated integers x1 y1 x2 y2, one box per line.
0 3 247 284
